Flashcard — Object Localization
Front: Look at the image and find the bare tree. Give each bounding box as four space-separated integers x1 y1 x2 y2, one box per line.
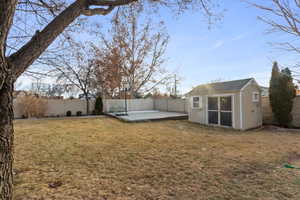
93 46 125 98
44 42 96 114
45 84 65 97
0 0 219 199
94 6 170 98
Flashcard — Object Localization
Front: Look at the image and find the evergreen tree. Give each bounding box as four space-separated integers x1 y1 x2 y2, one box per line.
94 96 103 115
269 62 296 127
269 62 280 122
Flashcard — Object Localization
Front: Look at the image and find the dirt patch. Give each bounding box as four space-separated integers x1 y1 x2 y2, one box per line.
48 180 63 189
262 125 300 133
286 152 300 163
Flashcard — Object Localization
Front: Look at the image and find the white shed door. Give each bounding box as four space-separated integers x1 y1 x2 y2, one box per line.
208 96 232 127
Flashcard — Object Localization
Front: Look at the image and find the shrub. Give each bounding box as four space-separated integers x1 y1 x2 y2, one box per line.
76 111 82 116
18 95 47 118
94 96 103 115
66 111 72 116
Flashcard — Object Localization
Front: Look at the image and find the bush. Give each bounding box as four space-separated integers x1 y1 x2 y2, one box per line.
76 111 82 116
18 95 47 118
94 96 103 115
66 111 72 116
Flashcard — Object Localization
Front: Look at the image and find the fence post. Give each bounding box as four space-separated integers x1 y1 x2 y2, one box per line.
166 98 168 112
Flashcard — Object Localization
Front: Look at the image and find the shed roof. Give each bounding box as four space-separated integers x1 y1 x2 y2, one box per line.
188 78 253 95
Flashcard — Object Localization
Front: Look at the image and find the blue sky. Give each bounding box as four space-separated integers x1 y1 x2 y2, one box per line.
17 0 300 95
159 1 299 93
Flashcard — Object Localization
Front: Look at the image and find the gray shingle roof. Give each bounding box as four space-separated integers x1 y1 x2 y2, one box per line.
188 78 253 95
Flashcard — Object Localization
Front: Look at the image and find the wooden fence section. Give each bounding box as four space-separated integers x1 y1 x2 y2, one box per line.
262 96 300 127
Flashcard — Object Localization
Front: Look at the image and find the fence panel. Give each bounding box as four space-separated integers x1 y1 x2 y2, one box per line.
14 97 189 118
103 99 154 113
262 96 300 127
14 99 95 118
154 99 187 113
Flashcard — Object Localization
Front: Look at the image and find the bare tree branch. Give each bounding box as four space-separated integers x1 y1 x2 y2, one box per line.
82 5 115 16
250 0 300 76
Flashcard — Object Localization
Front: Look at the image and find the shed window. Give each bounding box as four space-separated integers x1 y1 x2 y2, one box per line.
220 96 232 111
208 97 218 110
192 96 202 108
252 92 259 102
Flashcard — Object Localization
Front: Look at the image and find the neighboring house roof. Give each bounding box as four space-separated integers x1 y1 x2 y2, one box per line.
187 78 253 95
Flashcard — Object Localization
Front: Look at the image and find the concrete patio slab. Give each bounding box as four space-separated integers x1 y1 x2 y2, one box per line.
107 110 188 122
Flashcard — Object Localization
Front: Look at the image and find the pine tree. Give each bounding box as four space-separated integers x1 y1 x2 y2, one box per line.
269 62 280 123
280 67 296 125
94 96 103 115
269 62 296 127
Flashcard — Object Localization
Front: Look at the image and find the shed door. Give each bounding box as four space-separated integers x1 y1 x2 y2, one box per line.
208 96 232 127
208 97 219 124
220 96 232 127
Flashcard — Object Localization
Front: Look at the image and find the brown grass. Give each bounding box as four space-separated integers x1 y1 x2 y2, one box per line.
14 117 300 200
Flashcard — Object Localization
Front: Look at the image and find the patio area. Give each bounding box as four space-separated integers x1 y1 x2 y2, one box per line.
107 110 188 122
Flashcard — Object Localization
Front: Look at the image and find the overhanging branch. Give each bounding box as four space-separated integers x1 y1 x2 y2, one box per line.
88 0 138 6
83 5 114 16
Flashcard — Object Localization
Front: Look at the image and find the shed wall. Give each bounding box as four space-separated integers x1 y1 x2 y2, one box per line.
241 82 262 130
188 91 241 129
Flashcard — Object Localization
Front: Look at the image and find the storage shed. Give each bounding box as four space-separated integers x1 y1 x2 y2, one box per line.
187 78 262 130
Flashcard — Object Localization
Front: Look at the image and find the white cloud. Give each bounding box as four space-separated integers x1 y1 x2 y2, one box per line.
232 34 246 41
209 34 246 51
210 40 224 50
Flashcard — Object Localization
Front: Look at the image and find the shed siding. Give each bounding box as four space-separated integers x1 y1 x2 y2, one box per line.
189 96 205 124
241 81 263 130
233 93 241 129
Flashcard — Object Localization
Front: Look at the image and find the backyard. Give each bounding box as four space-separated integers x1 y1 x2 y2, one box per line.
14 117 300 200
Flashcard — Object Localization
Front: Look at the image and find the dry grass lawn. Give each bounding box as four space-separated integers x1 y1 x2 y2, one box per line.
14 117 300 200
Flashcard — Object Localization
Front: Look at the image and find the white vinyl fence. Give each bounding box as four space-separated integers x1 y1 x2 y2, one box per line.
103 98 154 113
14 98 188 118
13 98 95 118
154 99 188 113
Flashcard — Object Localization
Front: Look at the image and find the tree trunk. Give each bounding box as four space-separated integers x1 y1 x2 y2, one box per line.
129 89 134 99
85 97 90 115
0 62 14 200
